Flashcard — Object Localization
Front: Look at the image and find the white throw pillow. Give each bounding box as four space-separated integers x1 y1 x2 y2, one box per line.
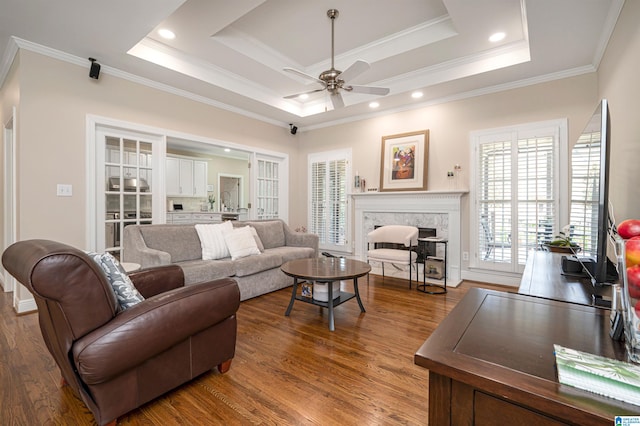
195 221 233 260
249 226 265 252
224 226 261 260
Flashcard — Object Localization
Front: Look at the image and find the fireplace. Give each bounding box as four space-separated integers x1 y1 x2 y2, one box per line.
352 190 466 286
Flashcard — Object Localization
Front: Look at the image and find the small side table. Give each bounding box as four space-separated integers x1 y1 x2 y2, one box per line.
417 238 447 294
121 262 141 273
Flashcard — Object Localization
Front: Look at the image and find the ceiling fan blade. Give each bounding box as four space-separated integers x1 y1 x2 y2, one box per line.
284 88 326 99
283 67 324 86
330 92 344 109
338 60 370 83
347 85 390 96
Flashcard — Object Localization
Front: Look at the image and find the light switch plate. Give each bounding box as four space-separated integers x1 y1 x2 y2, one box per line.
57 184 73 197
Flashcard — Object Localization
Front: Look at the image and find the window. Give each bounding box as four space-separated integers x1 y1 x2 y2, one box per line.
569 131 601 256
470 120 567 273
309 149 351 252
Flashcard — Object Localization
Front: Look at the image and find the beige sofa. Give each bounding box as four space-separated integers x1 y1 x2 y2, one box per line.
123 219 318 301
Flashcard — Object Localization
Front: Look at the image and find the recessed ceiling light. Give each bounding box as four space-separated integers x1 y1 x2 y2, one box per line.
299 94 309 100
369 101 380 108
489 32 506 43
411 91 424 99
224 148 231 152
158 29 176 40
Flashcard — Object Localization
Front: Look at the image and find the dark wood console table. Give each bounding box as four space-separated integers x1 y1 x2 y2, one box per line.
519 250 611 307
414 288 637 425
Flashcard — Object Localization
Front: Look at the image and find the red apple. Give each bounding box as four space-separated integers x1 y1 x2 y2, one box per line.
635 299 640 317
628 266 640 298
619 219 640 239
627 238 640 268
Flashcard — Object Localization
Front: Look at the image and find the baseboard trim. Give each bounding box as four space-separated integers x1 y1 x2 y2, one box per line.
16 297 37 314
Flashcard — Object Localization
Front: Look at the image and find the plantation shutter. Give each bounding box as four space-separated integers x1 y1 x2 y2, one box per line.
472 120 565 273
516 135 556 264
570 132 600 256
311 161 327 242
477 137 513 265
309 150 351 251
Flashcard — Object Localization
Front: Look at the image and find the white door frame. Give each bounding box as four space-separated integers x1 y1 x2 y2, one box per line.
218 173 244 211
3 107 17 294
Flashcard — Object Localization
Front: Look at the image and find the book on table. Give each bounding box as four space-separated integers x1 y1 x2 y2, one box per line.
554 344 640 406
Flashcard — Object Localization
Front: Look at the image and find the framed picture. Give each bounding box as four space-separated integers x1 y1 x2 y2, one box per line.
379 130 429 191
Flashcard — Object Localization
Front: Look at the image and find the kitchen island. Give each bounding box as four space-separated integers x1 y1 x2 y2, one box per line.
166 211 248 224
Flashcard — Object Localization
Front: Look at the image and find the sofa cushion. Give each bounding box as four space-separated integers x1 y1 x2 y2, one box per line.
195 221 233 260
265 246 317 263
180 259 236 285
245 221 285 249
86 251 144 311
224 226 261 260
234 253 283 277
140 225 202 262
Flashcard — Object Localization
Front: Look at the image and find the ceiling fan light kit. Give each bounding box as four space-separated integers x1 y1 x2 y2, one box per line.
284 9 390 109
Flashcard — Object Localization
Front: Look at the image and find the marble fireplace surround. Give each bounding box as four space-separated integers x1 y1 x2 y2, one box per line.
352 190 467 287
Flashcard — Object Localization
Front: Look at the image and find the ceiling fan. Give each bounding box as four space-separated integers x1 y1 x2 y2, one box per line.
283 9 390 109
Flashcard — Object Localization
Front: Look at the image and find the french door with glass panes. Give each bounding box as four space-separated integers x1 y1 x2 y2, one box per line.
256 158 279 219
97 129 160 259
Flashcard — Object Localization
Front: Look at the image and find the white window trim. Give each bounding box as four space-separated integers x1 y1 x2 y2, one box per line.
468 118 568 273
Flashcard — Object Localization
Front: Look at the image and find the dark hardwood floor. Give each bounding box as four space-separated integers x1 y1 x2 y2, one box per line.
0 275 509 425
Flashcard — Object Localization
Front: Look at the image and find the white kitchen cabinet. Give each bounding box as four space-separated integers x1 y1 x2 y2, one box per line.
193 160 208 197
192 213 222 223
166 156 208 197
167 213 193 224
178 159 194 195
166 212 244 224
166 157 181 195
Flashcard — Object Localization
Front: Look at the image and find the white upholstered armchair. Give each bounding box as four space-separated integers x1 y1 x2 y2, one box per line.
366 225 419 288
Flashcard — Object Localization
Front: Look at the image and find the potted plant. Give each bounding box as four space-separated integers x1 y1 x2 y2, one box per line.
543 225 581 253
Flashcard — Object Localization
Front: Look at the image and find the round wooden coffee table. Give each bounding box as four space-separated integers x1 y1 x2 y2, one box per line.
282 257 371 331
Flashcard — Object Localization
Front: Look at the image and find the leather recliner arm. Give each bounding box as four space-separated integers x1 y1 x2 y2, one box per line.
128 264 184 298
72 277 240 385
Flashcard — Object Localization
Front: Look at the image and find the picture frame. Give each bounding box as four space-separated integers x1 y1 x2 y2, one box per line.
379 130 429 192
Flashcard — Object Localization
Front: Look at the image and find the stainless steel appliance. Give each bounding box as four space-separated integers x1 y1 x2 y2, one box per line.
106 211 152 248
106 212 118 248
108 177 149 192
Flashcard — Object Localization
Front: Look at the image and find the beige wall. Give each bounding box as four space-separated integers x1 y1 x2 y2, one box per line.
15 50 293 248
598 0 640 224
295 74 599 260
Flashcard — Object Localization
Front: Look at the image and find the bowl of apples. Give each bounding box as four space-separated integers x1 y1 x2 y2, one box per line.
616 219 640 363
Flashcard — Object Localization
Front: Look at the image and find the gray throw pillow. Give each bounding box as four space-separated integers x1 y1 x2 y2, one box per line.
86 251 145 311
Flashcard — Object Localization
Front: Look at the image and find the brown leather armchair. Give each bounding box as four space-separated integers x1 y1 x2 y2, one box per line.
2 239 240 426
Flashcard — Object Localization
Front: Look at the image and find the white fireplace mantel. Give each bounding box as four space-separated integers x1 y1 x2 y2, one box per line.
351 190 467 286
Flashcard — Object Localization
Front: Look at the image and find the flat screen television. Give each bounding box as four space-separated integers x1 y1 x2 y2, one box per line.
567 98 617 305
